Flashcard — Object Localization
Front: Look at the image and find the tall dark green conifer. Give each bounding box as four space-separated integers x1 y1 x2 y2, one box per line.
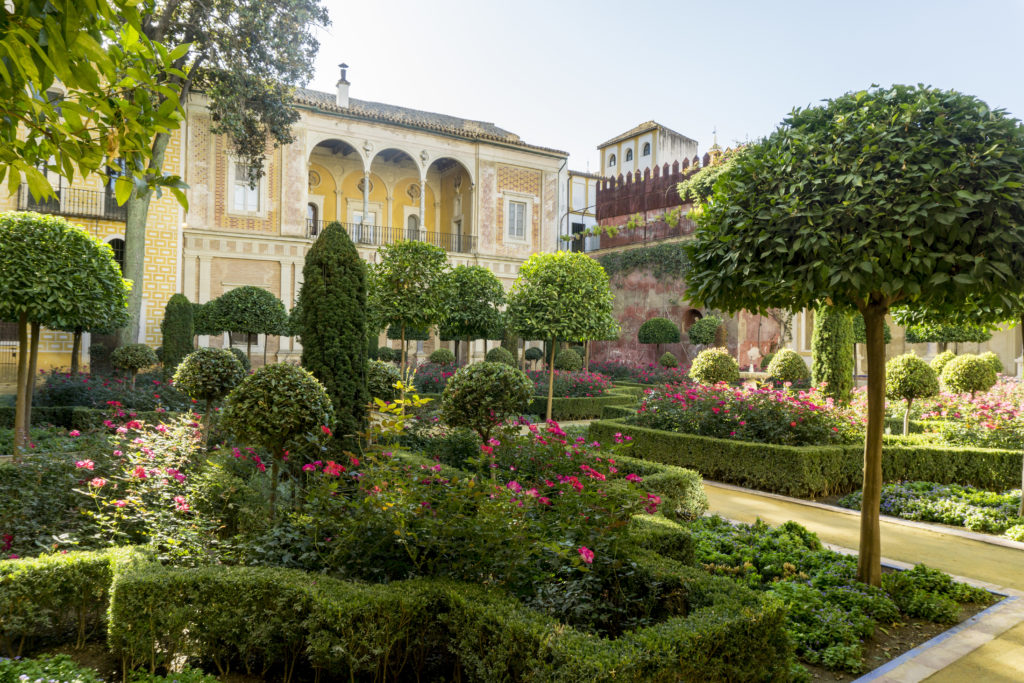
811 305 854 403
160 293 195 375
297 222 368 441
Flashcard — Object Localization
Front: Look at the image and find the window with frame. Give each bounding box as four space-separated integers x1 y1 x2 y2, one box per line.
108 238 125 274
232 163 260 213
625 148 633 162
508 201 526 240
608 154 616 168
642 142 651 156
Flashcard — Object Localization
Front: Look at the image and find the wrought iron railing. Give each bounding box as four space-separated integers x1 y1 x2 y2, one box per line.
305 220 476 253
17 184 128 221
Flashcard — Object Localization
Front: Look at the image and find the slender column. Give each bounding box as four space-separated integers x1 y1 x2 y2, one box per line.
361 171 369 224
434 200 441 234
386 194 394 230
418 174 426 240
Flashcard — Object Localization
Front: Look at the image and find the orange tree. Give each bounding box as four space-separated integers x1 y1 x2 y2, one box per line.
683 85 1024 586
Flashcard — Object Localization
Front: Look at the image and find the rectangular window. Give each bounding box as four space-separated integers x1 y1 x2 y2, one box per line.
508 201 526 239
232 163 260 213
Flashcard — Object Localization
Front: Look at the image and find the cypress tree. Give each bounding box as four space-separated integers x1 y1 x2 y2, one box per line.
811 305 855 403
160 293 195 375
297 222 368 442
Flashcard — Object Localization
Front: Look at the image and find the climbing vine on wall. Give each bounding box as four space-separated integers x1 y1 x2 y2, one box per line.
596 242 691 281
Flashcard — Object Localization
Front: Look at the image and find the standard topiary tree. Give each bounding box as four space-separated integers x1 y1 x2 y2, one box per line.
0 212 130 456
367 360 402 402
441 362 533 445
192 301 222 338
554 348 583 371
111 344 158 390
683 85 1024 585
689 348 740 385
524 346 544 369
221 364 333 518
885 353 940 435
904 321 992 353
638 317 680 356
210 286 289 366
930 351 957 376
979 351 1004 376
506 252 618 421
386 325 430 370
941 354 998 397
375 346 397 363
429 348 456 365
441 264 505 366
227 347 251 372
811 305 854 402
296 222 369 443
160 294 194 376
485 346 516 366
767 349 810 385
369 241 450 388
172 347 246 435
659 352 678 368
687 315 722 348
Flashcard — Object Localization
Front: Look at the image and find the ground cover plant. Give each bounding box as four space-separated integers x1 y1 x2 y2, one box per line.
689 516 994 673
839 482 1024 541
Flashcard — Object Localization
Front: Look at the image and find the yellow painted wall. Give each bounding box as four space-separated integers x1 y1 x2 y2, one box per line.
392 177 436 231
340 170 387 222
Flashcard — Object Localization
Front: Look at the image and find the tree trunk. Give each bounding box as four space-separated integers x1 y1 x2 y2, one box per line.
263 337 268 367
12 313 29 459
130 369 137 391
903 398 912 436
119 132 171 347
400 325 407 405
465 336 470 366
246 335 252 367
21 322 40 437
546 339 557 422
857 304 888 587
269 457 280 520
70 329 82 375
584 340 591 370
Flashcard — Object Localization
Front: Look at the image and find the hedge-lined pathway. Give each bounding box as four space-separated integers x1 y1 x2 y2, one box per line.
703 481 1024 682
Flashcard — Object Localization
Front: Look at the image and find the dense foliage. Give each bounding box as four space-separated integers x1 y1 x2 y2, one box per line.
172 348 246 421
686 315 721 347
159 294 195 376
111 345 159 390
940 354 998 396
637 317 680 347
366 360 401 402
885 354 940 435
525 370 610 398
210 286 288 362
689 348 739 385
979 351 1004 375
595 242 691 281
429 348 455 365
930 350 957 375
811 306 854 402
484 346 516 366
904 322 993 345
440 265 505 363
767 349 810 385
441 362 533 442
659 352 678 368
412 362 455 395
553 348 583 371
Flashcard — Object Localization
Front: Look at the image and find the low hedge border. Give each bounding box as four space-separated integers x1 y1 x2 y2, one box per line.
0 407 183 431
587 419 1021 497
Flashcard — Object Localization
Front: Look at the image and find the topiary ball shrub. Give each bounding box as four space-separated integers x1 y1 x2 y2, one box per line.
524 347 544 364
485 346 516 366
940 354 998 397
429 348 455 365
227 346 251 371
687 315 722 347
767 349 810 385
979 351 1004 376
930 350 956 376
367 360 401 402
659 352 678 368
638 317 681 346
554 348 583 372
760 352 776 371
375 346 397 363
111 344 159 390
441 361 533 443
885 353 940 435
173 348 246 424
689 348 740 385
221 364 333 517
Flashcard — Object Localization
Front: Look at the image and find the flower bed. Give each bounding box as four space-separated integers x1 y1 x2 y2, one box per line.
588 360 691 385
526 369 610 397
34 370 193 412
839 482 1024 541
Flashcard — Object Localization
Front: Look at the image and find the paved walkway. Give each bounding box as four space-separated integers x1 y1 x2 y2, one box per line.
702 481 1024 683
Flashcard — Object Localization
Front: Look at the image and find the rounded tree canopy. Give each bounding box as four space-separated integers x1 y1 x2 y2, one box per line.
689 348 740 385
192 302 223 336
173 347 246 403
885 353 940 403
506 251 618 343
211 286 288 336
369 240 450 333
524 347 544 362
767 349 810 384
441 362 533 442
940 354 998 395
685 85 1024 317
111 343 158 373
0 212 130 332
903 322 993 345
687 315 722 346
638 317 681 345
442 264 505 341
485 346 516 366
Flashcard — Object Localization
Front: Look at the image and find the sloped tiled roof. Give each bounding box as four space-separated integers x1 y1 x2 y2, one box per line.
598 121 697 149
294 88 566 156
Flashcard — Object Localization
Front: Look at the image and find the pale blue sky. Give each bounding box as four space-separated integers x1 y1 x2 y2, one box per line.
307 0 1024 169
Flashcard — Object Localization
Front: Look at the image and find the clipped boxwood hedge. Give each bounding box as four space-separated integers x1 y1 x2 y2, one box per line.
588 419 1020 497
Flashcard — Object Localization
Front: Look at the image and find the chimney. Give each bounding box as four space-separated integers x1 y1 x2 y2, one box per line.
336 63 350 108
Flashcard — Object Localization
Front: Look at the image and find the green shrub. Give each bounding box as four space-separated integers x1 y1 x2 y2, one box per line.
160 293 194 375
767 349 810 384
375 346 397 362
226 346 250 371
524 347 544 364
626 515 694 565
760 351 776 370
172 348 246 420
886 353 939 435
658 352 677 368
0 655 104 683
441 362 533 442
367 360 401 402
111 344 159 390
940 354 997 396
484 346 516 366
979 351 1004 375
687 315 722 347
429 348 456 364
689 348 739 385
811 305 854 402
930 350 956 375
553 348 582 371
637 317 680 346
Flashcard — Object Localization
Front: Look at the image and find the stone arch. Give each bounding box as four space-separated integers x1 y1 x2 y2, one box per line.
426 156 474 246
683 308 703 331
